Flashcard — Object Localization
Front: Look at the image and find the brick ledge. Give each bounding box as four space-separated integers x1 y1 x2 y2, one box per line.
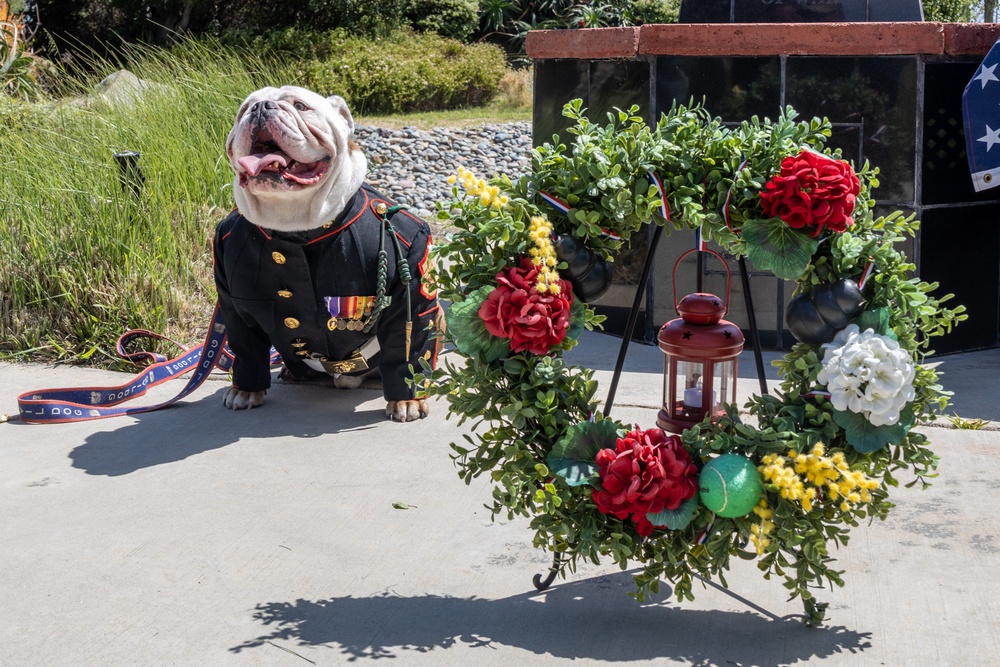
526 22 1000 60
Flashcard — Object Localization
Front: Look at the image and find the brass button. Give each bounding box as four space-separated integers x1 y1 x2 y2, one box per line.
272 251 286 265
277 289 293 298
284 317 300 329
375 202 388 215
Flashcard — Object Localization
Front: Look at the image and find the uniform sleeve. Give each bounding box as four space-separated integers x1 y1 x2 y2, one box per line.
213 220 274 393
376 216 441 402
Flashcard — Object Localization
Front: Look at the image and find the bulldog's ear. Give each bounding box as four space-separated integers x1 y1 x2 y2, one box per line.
327 94 355 134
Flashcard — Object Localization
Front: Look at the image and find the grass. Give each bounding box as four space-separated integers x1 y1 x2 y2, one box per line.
358 100 530 130
947 413 989 430
0 39 531 367
0 41 288 366
357 69 532 129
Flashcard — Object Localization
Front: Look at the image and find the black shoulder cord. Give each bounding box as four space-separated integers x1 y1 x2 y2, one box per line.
363 205 413 359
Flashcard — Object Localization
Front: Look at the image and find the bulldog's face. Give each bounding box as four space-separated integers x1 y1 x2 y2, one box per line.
226 86 367 232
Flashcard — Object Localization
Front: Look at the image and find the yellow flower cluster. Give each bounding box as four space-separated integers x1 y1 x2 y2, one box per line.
447 166 509 209
749 500 775 556
528 215 561 294
759 442 879 514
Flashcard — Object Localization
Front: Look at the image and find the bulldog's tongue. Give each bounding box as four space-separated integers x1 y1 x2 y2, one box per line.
238 153 288 176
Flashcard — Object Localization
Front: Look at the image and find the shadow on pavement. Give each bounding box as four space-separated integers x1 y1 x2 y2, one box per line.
230 570 872 664
62 382 386 476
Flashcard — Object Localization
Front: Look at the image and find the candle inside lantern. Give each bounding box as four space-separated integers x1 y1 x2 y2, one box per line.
683 377 716 410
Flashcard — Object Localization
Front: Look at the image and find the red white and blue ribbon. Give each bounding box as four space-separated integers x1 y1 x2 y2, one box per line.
858 258 876 290
802 389 833 400
695 514 716 545
647 169 671 224
538 190 570 215
17 305 237 424
537 189 621 241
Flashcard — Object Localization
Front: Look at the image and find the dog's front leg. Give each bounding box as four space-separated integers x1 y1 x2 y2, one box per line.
386 398 429 422
223 386 266 410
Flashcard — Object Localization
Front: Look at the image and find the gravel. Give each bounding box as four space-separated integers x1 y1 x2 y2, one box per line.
356 121 533 224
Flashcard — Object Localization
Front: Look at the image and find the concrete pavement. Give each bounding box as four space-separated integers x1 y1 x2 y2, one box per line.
1 332 998 666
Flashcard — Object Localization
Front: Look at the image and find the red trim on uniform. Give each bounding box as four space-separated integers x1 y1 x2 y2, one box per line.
310 189 371 244
418 305 438 318
221 230 232 242
256 226 272 241
369 200 423 248
418 236 437 299
369 199 387 215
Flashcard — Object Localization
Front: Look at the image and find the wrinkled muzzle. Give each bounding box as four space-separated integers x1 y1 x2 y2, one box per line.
233 100 331 190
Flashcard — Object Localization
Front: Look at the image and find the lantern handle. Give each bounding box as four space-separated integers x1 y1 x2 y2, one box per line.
672 247 732 315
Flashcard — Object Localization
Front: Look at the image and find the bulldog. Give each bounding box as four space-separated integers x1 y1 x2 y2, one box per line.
213 86 440 422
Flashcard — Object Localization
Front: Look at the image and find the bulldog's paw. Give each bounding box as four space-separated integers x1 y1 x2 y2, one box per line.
222 386 266 410
386 399 429 422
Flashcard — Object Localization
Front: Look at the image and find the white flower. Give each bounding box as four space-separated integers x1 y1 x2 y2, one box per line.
816 324 916 427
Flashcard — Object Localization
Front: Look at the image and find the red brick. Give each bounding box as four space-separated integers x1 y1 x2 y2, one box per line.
525 27 639 60
637 22 943 56
943 23 1000 55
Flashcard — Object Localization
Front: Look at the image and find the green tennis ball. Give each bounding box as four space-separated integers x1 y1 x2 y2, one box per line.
699 454 763 518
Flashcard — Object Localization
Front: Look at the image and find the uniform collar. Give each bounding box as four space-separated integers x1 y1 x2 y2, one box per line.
261 188 366 244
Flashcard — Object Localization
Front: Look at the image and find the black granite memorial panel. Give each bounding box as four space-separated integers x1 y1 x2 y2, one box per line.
920 204 1000 353
654 56 781 121
678 0 923 23
533 60 649 145
533 60 589 144
869 0 923 20
679 0 732 22
735 0 866 22
923 61 984 206
590 60 651 122
785 57 917 203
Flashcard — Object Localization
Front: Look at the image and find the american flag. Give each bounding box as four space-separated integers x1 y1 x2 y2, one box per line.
963 38 1000 192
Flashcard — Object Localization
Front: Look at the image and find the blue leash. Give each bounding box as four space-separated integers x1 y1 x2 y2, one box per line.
16 305 240 424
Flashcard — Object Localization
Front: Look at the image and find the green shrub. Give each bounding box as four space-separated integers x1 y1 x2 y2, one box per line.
922 0 977 21
216 0 408 37
303 0 409 34
225 27 343 60
629 0 680 24
282 31 507 114
404 0 479 41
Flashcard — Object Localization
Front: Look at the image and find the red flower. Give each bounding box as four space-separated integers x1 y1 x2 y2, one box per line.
478 258 574 355
592 426 699 534
759 150 861 237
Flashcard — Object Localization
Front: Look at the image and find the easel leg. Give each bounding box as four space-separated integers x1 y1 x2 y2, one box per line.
738 256 769 396
532 553 563 591
602 224 665 418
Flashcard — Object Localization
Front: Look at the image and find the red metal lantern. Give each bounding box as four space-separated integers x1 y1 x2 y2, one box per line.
657 248 745 434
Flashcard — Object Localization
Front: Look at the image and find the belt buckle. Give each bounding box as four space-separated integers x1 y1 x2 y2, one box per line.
323 348 369 374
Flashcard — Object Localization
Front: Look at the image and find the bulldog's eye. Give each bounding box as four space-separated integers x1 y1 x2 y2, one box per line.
293 101 309 111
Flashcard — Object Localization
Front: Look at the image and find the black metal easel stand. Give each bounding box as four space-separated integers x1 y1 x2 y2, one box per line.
532 226 769 591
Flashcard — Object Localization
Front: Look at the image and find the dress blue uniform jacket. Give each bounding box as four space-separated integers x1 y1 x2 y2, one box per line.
213 183 440 401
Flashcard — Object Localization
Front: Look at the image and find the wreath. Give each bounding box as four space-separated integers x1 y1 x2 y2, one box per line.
417 101 966 625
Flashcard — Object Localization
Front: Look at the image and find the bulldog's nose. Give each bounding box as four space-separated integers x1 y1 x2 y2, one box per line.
249 100 278 125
